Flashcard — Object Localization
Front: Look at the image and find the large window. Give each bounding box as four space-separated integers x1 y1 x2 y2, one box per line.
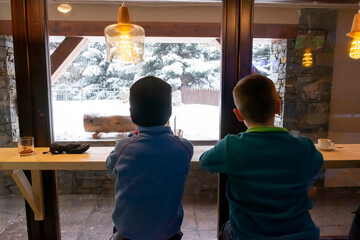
253 3 360 237
50 37 221 141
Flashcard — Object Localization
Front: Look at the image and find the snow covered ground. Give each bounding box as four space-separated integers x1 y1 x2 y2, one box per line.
52 100 220 141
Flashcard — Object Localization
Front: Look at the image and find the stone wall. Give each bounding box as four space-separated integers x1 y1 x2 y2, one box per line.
270 39 287 127
56 162 218 201
282 9 337 140
0 35 18 146
1 162 218 201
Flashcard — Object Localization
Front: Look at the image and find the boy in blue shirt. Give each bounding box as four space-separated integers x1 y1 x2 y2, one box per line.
106 76 193 240
200 74 323 240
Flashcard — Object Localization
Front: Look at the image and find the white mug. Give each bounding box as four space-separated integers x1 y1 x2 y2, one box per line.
318 138 335 149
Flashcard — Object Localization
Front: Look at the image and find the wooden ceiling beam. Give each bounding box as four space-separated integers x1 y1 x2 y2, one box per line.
48 21 222 37
0 20 298 39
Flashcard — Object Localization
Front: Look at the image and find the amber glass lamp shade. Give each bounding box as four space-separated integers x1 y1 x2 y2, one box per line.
104 6 145 64
302 50 313 67
347 10 360 59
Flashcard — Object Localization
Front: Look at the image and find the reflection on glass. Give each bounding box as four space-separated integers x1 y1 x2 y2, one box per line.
253 3 360 238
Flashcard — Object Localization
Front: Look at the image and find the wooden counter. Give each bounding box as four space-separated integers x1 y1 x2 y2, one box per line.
0 146 212 170
317 144 360 168
1 144 359 221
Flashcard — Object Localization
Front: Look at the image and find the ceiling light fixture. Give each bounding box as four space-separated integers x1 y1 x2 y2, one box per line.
347 6 360 59
104 2 145 64
57 3 72 13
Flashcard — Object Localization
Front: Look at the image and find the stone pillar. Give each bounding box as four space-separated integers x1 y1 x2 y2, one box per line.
282 9 337 140
0 35 18 146
270 39 287 127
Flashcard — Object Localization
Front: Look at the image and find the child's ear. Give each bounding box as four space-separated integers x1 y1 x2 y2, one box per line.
275 98 281 115
233 108 245 122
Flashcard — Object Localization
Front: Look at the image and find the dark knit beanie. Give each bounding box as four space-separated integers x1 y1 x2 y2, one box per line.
130 76 172 127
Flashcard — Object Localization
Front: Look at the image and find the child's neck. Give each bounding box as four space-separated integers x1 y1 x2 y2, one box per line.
244 117 275 128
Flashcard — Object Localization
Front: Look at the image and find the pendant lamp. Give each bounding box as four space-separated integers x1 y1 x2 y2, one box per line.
57 3 72 13
104 3 145 64
302 49 313 67
347 9 360 59
302 33 313 67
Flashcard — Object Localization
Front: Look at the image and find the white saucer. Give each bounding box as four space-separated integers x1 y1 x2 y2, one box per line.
317 146 336 151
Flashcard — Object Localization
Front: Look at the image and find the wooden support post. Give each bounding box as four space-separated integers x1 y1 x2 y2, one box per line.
11 0 60 238
11 170 45 221
219 0 253 237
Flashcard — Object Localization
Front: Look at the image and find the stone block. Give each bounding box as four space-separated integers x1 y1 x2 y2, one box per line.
285 78 296 84
316 52 334 66
0 132 11 146
319 82 331 92
309 66 332 75
279 40 287 50
0 62 5 74
287 49 301 57
318 76 331 83
0 36 5 46
272 43 278 52
0 46 6 60
5 39 14 48
297 76 313 84
303 103 330 125
285 84 295 93
0 88 9 101
278 72 286 80
0 106 10 125
301 82 320 100
284 99 304 120
6 62 15 76
0 75 9 88
285 71 301 79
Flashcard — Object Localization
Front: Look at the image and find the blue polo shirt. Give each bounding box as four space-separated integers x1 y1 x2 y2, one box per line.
106 126 193 240
200 126 323 240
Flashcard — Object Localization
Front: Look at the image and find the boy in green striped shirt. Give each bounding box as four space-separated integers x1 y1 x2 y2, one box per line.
200 75 323 240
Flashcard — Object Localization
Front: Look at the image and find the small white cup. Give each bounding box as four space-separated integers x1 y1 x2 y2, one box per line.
318 138 335 149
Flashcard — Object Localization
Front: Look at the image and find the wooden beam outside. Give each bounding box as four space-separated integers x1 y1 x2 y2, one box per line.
50 36 89 86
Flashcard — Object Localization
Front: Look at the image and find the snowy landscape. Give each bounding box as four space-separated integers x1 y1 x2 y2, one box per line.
50 39 270 141
52 100 220 141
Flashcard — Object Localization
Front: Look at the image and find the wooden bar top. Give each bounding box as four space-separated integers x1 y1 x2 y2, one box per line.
0 146 213 171
316 144 360 168
0 144 359 170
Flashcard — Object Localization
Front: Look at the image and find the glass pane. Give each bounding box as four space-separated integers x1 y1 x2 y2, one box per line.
50 39 220 141
48 2 221 142
0 1 26 239
48 1 221 240
253 2 360 238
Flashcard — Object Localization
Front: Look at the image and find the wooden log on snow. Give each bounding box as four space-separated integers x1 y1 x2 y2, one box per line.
83 114 136 133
